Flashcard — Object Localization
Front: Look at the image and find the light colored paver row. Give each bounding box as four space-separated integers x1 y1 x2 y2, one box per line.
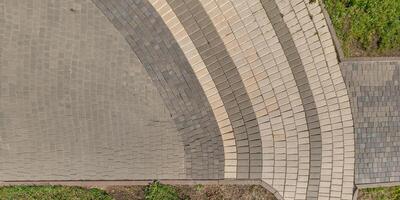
147 0 238 179
95 0 353 198
0 0 186 180
144 1 354 197
301 2 354 199
195 0 312 198
196 0 279 183
270 0 354 199
277 2 335 197
260 0 324 199
92 0 225 179
165 0 263 179
267 5 324 196
0 0 357 199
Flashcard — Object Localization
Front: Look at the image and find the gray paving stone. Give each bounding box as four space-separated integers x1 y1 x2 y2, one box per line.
92 0 225 179
341 60 400 185
0 0 187 180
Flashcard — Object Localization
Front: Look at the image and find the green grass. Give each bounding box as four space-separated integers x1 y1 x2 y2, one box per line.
324 0 400 56
144 181 180 200
0 186 112 200
359 186 400 200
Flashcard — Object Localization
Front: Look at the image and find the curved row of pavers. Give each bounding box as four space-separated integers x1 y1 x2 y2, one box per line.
92 0 354 199
93 0 264 180
92 0 226 179
269 0 354 199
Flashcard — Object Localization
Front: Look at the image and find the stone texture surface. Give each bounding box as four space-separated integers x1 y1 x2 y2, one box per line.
0 0 186 180
341 60 400 185
146 0 238 179
269 0 355 199
259 0 322 198
163 0 263 180
197 1 309 198
92 0 225 179
0 0 359 199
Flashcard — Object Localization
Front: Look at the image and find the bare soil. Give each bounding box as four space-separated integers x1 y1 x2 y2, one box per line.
105 184 277 200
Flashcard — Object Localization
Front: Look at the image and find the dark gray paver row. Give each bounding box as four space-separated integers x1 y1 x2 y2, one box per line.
341 60 400 185
92 0 225 179
260 0 323 199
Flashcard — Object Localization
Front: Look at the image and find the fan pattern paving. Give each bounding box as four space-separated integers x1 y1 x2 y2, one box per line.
0 0 359 199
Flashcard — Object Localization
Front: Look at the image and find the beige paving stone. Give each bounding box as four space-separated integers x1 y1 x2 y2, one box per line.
270 0 354 198
0 0 358 198
148 0 237 178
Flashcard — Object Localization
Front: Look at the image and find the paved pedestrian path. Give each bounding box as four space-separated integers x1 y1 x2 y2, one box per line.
341 60 400 185
0 0 186 180
0 0 376 199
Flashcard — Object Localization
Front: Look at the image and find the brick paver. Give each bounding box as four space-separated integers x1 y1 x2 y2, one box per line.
0 0 363 199
342 60 400 185
0 0 186 180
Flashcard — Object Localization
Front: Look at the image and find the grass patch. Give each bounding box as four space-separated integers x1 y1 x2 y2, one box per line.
144 181 180 200
0 185 112 200
358 186 400 200
324 0 400 56
0 183 277 200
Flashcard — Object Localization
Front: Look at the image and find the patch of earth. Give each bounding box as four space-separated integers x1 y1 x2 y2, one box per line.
105 184 277 200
